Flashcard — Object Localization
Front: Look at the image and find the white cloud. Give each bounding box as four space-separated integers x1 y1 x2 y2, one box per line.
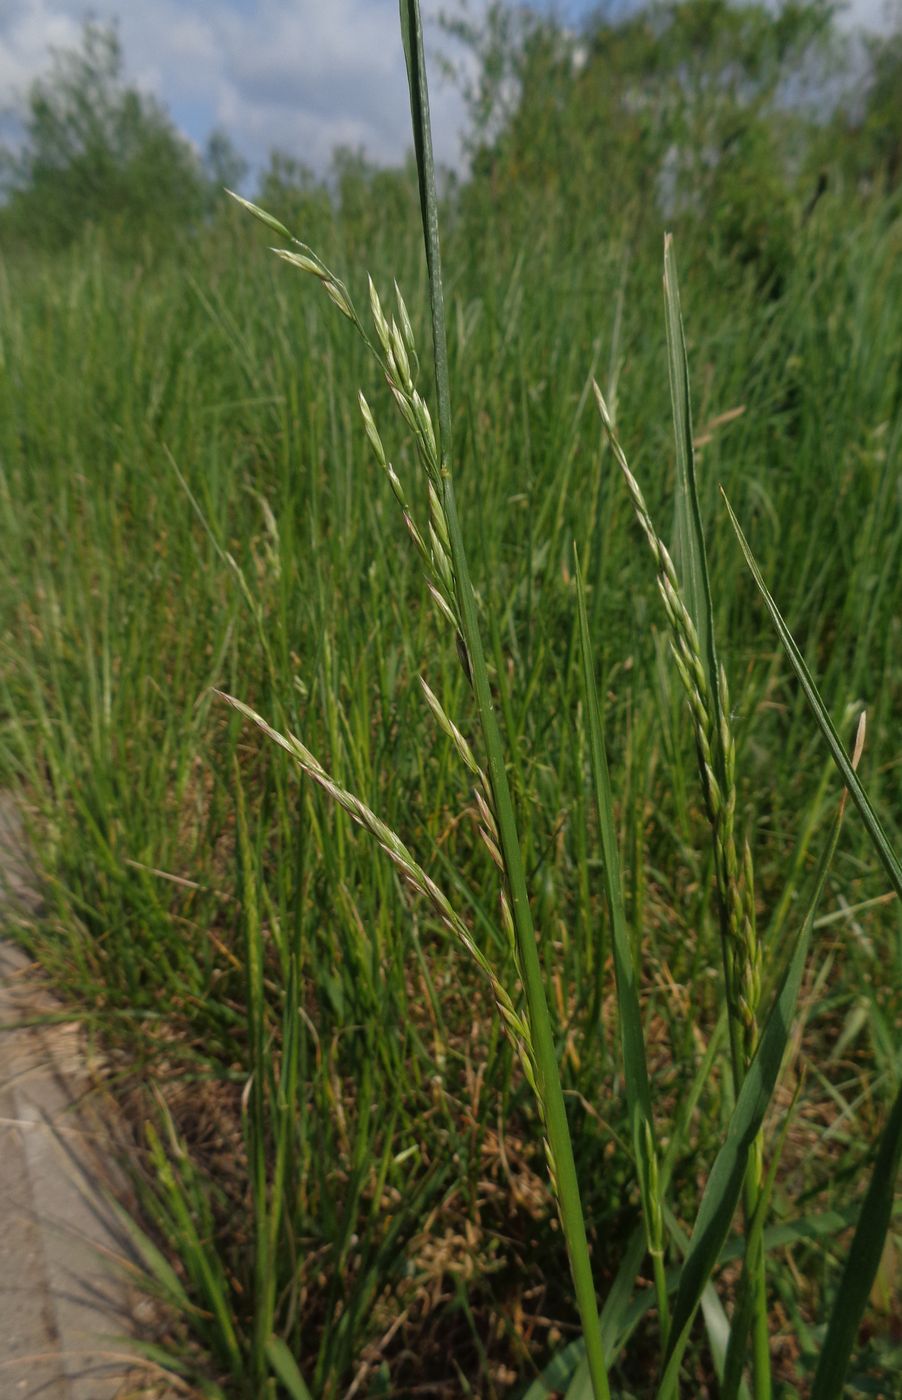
211 0 467 171
0 0 481 175
0 0 80 99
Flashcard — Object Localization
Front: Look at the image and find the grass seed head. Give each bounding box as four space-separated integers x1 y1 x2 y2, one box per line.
368 275 391 354
358 391 387 467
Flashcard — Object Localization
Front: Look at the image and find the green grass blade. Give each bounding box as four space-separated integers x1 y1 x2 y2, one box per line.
663 1206 753 1397
104 1195 194 1313
576 547 669 1340
663 234 718 698
520 1338 587 1399
665 239 770 1398
399 0 452 459
554 1229 648 1396
235 762 275 1390
659 773 852 1393
562 1009 733 1394
810 1076 902 1400
721 1084 799 1400
559 1220 755 1400
399 4 609 1395
144 1120 244 1377
266 1336 315 1400
575 548 653 1126
722 491 902 901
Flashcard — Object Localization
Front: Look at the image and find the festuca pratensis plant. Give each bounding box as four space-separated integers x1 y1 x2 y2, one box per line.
221 166 617 1400
218 2 902 1396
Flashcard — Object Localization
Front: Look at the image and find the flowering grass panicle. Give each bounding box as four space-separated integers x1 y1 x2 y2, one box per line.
593 381 761 1077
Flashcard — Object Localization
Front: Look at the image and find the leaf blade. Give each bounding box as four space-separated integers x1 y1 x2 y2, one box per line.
575 548 653 1130
659 781 851 1392
266 1337 315 1400
664 234 718 701
811 1077 902 1400
722 491 902 901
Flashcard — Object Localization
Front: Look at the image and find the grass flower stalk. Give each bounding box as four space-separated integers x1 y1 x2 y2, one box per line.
593 385 761 1080
225 7 612 1394
576 548 671 1353
399 4 608 1391
594 372 770 1396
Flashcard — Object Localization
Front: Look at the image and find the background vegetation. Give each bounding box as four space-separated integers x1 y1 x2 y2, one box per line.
1 1 899 1395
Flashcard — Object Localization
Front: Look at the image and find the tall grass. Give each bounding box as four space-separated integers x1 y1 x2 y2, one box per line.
0 9 900 1392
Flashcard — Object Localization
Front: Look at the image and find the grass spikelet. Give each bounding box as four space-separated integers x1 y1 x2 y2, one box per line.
593 380 761 1079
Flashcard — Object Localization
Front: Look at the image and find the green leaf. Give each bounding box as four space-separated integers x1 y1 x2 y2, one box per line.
556 1220 756 1400
722 491 902 902
552 1226 648 1397
266 1336 315 1400
104 1195 193 1312
662 1207 751 1398
664 234 718 703
721 1082 799 1400
397 5 610 1397
575 549 653 1131
398 0 452 462
811 1077 902 1399
560 1015 735 1395
601 1225 651 1361
576 547 668 1339
659 780 851 1393
521 1337 587 1398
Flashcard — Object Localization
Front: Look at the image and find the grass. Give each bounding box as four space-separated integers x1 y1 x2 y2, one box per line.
0 10 900 1391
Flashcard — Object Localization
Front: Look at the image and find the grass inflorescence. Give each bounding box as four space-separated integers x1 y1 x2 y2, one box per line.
1 3 900 1395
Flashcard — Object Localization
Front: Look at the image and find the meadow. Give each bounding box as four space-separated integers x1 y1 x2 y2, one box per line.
1 3 900 1395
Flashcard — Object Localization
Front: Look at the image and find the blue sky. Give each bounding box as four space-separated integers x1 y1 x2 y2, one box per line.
0 1 896 178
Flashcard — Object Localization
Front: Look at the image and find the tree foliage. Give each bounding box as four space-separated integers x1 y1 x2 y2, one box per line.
1 3 901 263
0 21 207 248
441 0 902 289
830 17 902 192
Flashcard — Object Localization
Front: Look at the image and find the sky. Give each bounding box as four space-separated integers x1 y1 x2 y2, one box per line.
0 0 897 179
